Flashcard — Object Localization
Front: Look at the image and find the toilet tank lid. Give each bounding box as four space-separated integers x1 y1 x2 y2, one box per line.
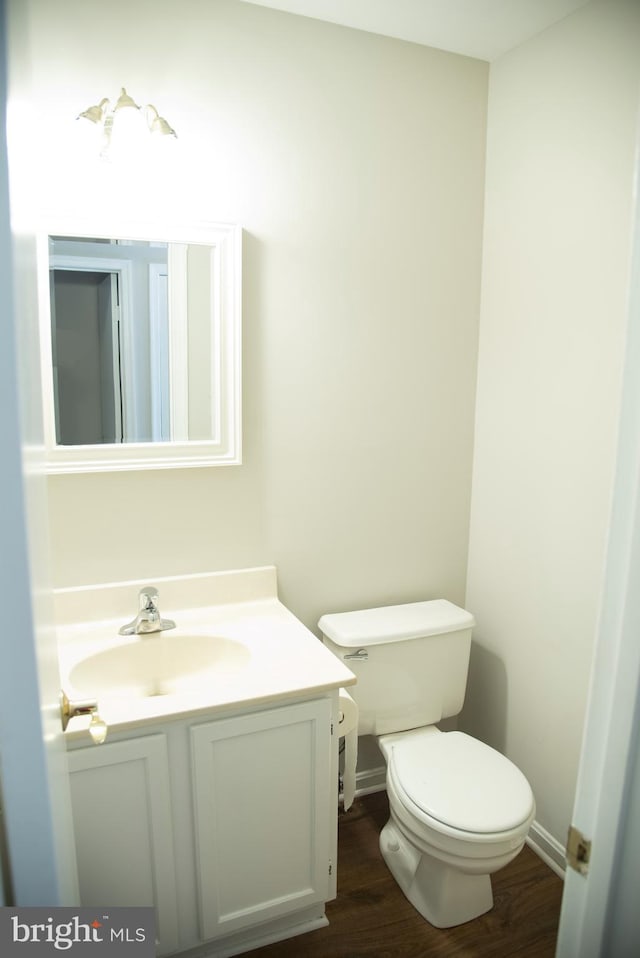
318 600 474 647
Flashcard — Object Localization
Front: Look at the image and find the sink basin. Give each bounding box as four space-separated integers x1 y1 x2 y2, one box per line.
67 632 251 699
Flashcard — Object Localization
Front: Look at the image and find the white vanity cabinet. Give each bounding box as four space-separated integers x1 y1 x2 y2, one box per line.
67 693 338 957
67 734 180 955
191 698 333 941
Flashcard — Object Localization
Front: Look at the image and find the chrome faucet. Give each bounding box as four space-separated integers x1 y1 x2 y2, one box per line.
119 586 176 635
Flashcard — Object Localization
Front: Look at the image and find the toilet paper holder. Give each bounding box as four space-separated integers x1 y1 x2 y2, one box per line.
337 687 358 811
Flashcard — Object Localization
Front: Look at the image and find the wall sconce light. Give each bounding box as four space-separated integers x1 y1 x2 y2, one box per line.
77 87 177 159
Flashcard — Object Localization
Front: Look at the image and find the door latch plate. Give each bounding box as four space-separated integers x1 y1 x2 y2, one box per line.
566 824 591 875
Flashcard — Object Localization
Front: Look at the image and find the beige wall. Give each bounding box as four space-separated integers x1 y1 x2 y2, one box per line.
463 0 640 845
27 0 487 631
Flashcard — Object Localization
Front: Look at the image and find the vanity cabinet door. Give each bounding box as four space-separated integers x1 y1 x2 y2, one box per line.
191 698 333 941
68 734 179 956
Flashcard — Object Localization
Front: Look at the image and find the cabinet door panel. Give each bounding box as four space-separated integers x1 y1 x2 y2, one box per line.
68 735 178 955
191 699 332 940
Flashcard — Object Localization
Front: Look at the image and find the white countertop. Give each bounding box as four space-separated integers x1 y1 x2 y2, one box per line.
57 569 356 739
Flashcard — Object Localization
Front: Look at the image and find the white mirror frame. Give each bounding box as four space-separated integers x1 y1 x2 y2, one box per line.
37 218 242 473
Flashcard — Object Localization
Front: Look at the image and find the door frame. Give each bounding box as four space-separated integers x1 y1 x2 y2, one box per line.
0 0 78 905
556 105 640 956
47 254 134 443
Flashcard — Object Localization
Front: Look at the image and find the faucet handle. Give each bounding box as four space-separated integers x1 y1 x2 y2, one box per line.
139 586 159 611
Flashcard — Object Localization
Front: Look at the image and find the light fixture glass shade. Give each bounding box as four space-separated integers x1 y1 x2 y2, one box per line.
113 87 140 112
146 105 177 138
77 97 109 124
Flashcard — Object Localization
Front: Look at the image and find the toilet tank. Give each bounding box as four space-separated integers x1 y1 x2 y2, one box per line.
318 600 475 736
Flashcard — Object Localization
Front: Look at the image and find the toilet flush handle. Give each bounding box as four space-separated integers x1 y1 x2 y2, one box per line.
343 648 368 661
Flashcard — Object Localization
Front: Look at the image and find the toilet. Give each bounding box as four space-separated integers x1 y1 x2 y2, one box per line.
318 599 535 928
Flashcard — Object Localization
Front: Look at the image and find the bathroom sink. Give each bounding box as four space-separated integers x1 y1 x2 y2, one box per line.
67 632 251 699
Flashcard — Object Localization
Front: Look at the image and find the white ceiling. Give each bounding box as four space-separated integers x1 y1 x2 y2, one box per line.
237 0 592 61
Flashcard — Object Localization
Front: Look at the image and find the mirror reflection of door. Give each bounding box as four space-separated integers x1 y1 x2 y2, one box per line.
49 237 172 445
51 269 124 445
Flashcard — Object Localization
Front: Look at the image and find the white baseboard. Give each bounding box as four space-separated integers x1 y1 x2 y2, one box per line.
339 765 387 805
354 764 387 796
526 820 566 878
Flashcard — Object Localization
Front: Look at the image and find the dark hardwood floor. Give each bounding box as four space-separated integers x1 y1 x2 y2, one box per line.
247 790 564 958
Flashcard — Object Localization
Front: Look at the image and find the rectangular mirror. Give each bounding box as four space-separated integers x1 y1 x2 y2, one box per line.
37 219 241 472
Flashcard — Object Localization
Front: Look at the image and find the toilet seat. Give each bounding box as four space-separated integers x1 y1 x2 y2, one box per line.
388 730 534 835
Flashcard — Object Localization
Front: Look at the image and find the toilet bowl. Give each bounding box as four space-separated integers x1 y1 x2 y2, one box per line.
318 599 536 928
378 726 535 927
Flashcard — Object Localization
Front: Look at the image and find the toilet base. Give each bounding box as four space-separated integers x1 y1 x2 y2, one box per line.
379 819 494 928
